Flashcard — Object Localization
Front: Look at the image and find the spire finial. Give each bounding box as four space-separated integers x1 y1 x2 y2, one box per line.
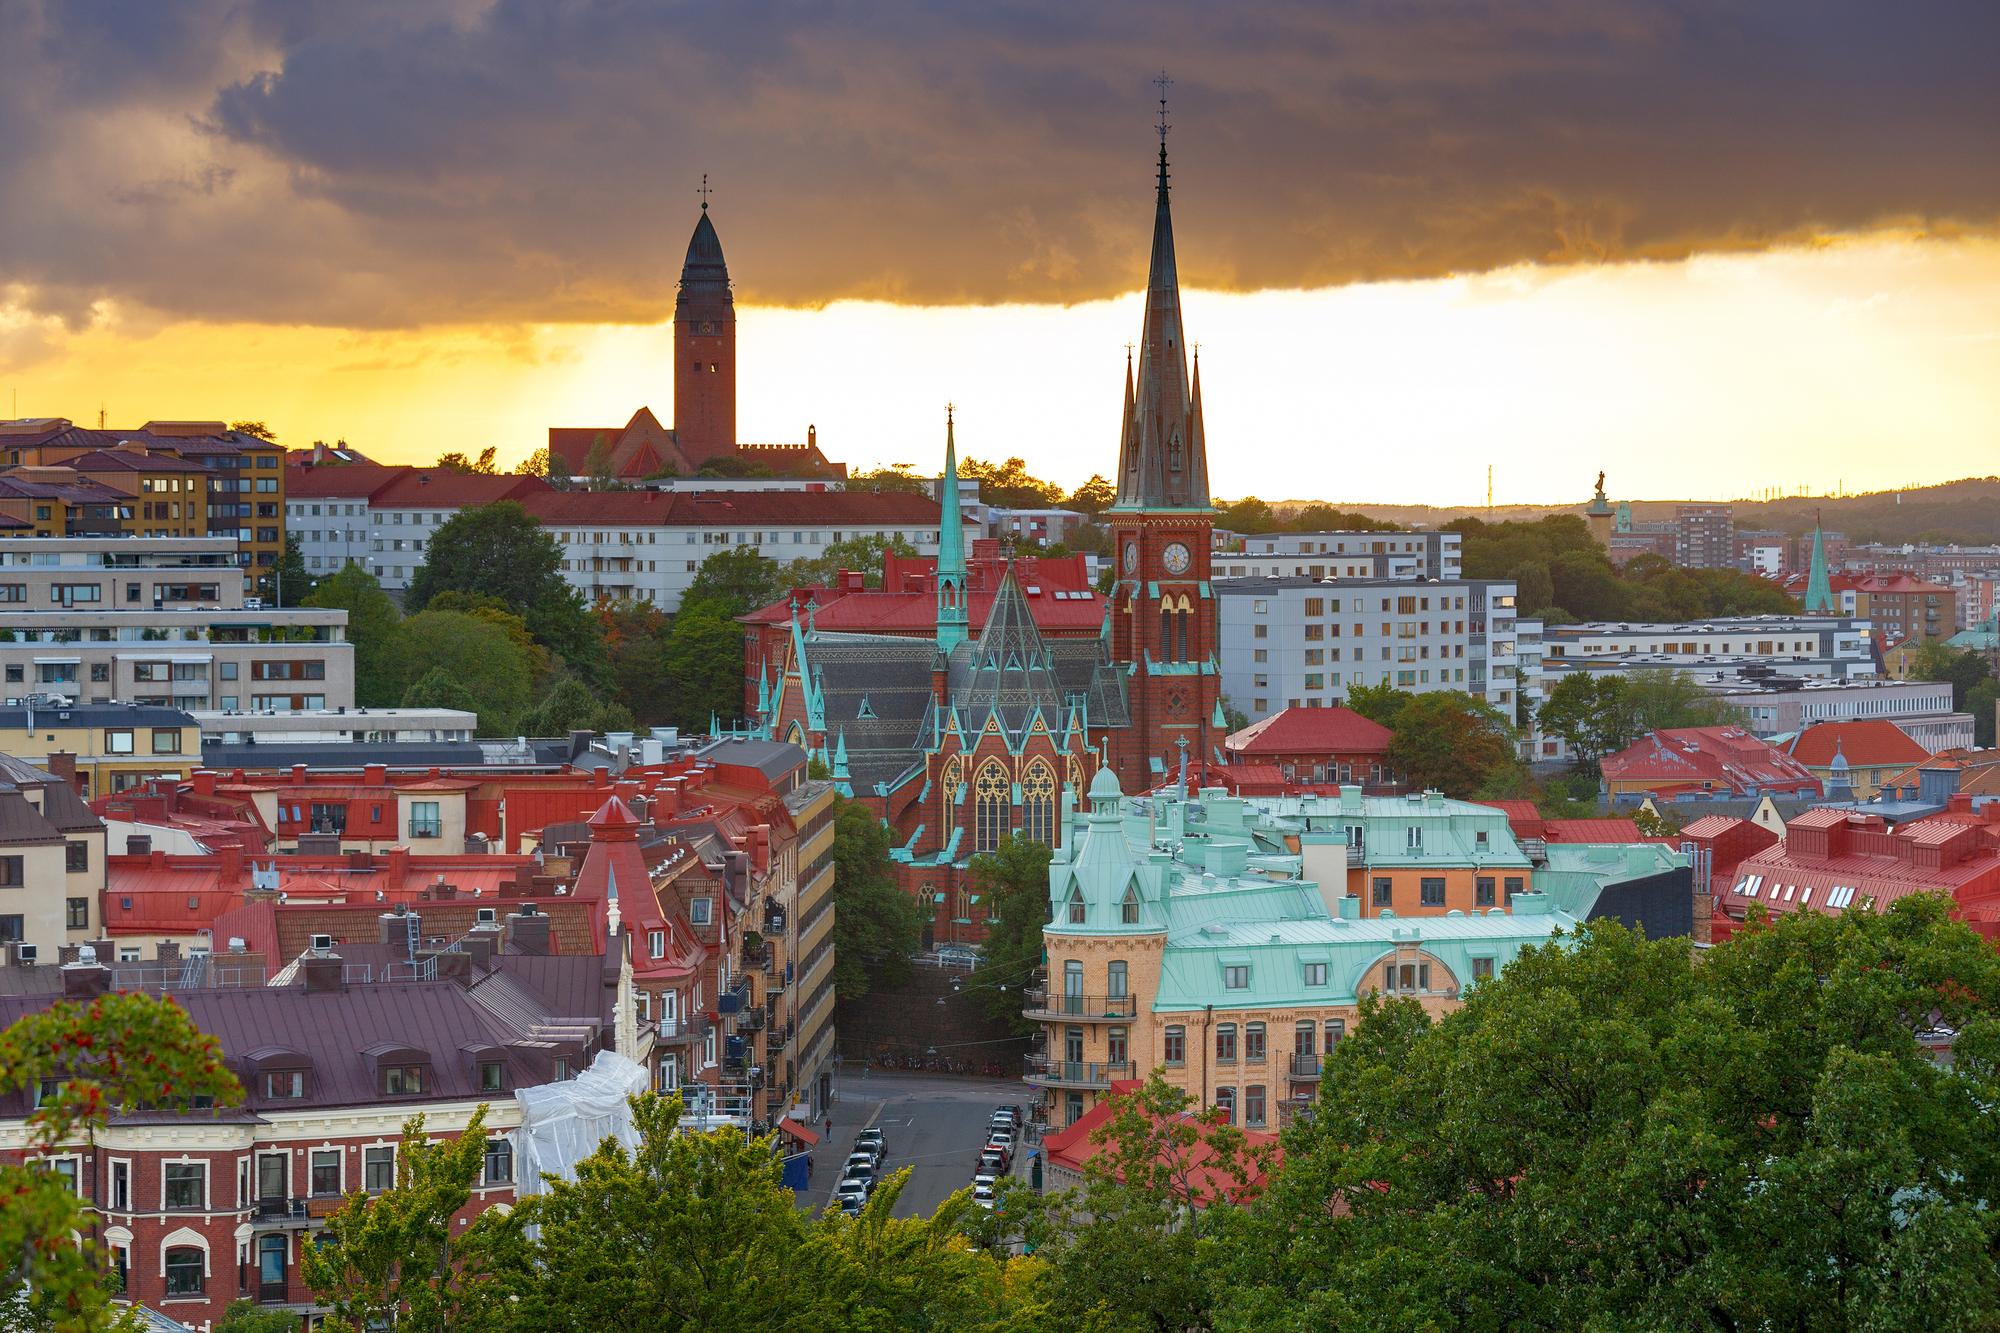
947 401 955 427
698 173 712 211
1154 70 1172 190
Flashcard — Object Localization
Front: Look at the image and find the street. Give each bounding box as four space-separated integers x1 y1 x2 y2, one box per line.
804 1068 1033 1218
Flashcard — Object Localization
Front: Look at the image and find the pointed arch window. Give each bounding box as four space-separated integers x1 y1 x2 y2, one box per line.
940 756 964 805
1066 887 1086 926
1021 760 1057 847
1120 883 1142 925
1160 605 1173 659
974 760 1010 853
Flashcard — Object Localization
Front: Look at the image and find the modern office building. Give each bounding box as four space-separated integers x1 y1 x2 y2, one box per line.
1216 577 1520 721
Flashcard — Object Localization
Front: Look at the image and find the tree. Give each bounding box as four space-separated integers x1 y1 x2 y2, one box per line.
519 673 634 736
1216 496 1277 534
1211 900 2000 1332
406 501 602 676
1621 668 1738 732
0 993 241 1332
783 533 919 589
305 562 403 706
1535 673 1634 762
1218 697 1251 734
435 446 497 474
215 1300 310 1333
1910 641 1992 710
1967 677 2000 747
1066 474 1116 515
662 600 746 732
849 463 932 496
960 456 1065 509
967 835 1054 1036
1385 690 1518 796
1342 679 1408 728
301 1109 496 1332
401 666 484 717
685 548 788 619
262 530 314 606
582 433 616 490
599 600 675 724
696 454 775 478
382 610 536 736
229 420 277 441
830 794 922 1001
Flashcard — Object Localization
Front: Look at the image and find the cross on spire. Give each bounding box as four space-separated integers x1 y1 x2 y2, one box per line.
1154 70 1172 190
697 173 713 210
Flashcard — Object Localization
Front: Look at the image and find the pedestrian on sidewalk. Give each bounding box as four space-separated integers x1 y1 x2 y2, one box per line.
824 1116 833 1139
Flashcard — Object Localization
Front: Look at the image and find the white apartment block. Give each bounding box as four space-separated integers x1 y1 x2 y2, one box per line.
1212 530 1463 583
1540 616 1877 680
1217 577 1519 722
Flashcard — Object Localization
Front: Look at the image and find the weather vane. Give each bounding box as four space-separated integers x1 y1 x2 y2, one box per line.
698 173 713 210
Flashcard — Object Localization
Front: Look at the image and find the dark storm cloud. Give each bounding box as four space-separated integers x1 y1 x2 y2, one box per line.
2 0 1997 330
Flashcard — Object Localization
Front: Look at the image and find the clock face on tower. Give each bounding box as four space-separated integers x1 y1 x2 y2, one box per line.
1122 541 1139 574
1162 542 1192 575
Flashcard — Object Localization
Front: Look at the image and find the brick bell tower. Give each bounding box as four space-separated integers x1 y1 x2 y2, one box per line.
673 178 737 468
1106 77 1219 794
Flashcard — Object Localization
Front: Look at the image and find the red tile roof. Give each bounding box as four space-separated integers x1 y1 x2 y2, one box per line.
1041 1080 1278 1204
368 471 550 509
1601 727 1821 798
1225 706 1393 757
1783 720 1931 768
1541 818 1648 843
284 462 410 499
61 448 208 472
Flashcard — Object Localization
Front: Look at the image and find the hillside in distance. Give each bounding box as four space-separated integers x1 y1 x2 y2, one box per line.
1279 476 2000 546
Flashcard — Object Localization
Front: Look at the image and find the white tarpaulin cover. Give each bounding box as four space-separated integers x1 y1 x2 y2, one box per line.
511 1050 650 1200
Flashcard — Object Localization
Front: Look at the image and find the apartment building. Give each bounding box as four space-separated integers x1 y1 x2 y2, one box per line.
1213 529 1462 582
0 933 609 1329
0 420 287 589
0 753 106 954
0 703 203 798
189 706 479 747
1540 616 1876 680
1027 771 1687 1130
1700 674 1971 750
1674 504 1735 569
1216 577 1519 721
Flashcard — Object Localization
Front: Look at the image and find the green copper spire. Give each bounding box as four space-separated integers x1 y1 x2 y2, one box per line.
936 405 969 652
1804 513 1834 614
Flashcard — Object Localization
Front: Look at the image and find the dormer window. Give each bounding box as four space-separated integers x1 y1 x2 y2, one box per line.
385 1066 425 1095
264 1070 305 1099
1120 886 1140 925
1066 888 1086 925
364 1042 431 1096
242 1046 312 1103
479 1062 504 1092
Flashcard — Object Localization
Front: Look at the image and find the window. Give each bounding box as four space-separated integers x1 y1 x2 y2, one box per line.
105 729 134 754
1223 964 1249 989
66 897 89 929
1215 1086 1236 1125
1406 825 1422 850
150 728 182 755
1020 760 1056 847
1215 1024 1237 1063
1303 961 1327 987
1475 876 1496 907
366 1136 396 1184
1120 885 1140 924
1244 1022 1266 1063
1504 876 1524 901
111 1159 130 1211
408 800 441 839
480 1061 505 1092
1371 877 1392 908
1066 887 1086 925
258 1234 286 1292
163 1162 205 1210
0 859 23 888
648 929 666 959
974 760 1010 853
1244 1084 1267 1128
62 839 90 873
1106 960 1128 999
484 1138 513 1186
383 1065 425 1095
1419 877 1445 907
1163 1025 1186 1066
164 1247 204 1297
264 1069 304 1099
1326 1019 1346 1047
49 1156 79 1195
310 1149 341 1196
689 898 712 926
1471 957 1495 982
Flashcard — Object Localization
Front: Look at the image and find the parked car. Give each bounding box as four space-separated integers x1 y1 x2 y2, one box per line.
855 1128 886 1160
972 1170 998 1191
845 1152 878 1177
971 1182 996 1209
834 1183 868 1213
978 1150 1006 1177
983 1140 1013 1171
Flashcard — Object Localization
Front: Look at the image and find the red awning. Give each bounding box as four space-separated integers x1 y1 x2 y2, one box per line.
776 1118 819 1147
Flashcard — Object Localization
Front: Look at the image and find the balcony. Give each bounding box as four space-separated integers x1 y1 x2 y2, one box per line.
1288 1053 1323 1081
766 1022 791 1055
716 978 752 1015
1021 991 1138 1022
1023 1056 1135 1089
654 1014 709 1045
251 1196 327 1228
737 1005 766 1032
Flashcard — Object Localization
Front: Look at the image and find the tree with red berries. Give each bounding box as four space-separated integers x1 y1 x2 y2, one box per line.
0 992 241 1331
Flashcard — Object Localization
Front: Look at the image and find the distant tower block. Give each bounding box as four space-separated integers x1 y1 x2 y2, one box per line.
1584 470 1615 548
674 176 737 466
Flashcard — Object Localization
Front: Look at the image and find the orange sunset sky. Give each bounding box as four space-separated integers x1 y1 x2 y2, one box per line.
4 2 1998 507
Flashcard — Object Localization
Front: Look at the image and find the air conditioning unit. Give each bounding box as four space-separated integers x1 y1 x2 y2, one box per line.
476 907 498 924
309 933 334 953
16 944 38 964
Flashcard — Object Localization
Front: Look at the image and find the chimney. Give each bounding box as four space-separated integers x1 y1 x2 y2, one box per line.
385 844 411 887
302 952 344 992
431 950 472 984
61 956 111 998
191 769 218 797
363 763 389 786
463 930 497 970
219 843 244 888
125 835 152 856
45 751 78 791
505 906 552 956
154 940 181 964
291 764 308 785
380 909 419 948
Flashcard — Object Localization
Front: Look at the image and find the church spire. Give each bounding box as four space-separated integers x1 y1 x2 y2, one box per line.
1113 73 1209 512
1803 511 1834 614
936 405 969 653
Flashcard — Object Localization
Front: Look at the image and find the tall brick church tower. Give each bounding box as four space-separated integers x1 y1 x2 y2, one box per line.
673 196 736 466
1105 86 1219 794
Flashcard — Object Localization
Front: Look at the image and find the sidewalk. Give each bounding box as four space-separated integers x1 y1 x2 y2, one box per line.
801 1085 881 1206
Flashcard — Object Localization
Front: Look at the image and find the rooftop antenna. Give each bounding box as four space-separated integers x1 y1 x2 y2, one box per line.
697 173 713 211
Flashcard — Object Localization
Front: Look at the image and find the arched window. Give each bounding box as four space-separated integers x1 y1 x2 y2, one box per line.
1066 887 1086 926
1107 960 1128 999
940 755 964 804
974 761 1010 852
1021 760 1056 847
1160 606 1173 659
1120 884 1141 925
1176 605 1190 662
